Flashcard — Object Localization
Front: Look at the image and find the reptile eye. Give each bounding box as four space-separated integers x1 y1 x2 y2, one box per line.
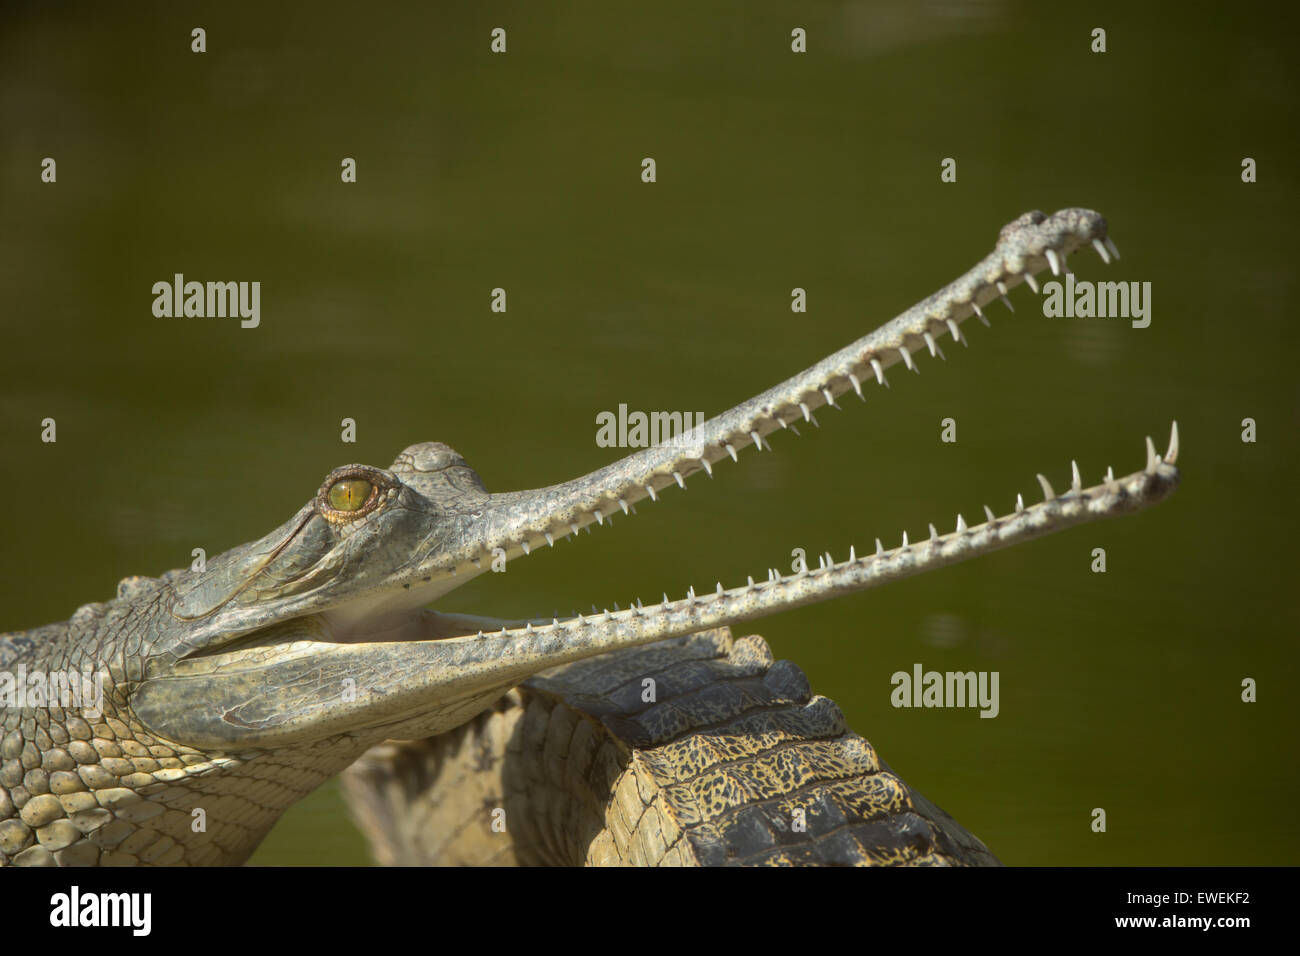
327 479 374 512
315 464 395 521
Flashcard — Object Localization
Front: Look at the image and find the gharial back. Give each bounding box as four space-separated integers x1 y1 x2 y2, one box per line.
342 627 999 866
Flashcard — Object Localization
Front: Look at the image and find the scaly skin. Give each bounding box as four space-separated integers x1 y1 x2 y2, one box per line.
342 628 1001 866
0 209 1179 865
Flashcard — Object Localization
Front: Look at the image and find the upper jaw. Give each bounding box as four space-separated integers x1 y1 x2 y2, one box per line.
158 209 1122 656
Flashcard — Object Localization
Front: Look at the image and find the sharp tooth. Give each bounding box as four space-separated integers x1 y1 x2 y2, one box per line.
702 459 713 477
645 484 657 501
973 301 992 326
923 331 945 360
750 430 764 450
1037 474 1056 501
1015 494 1025 513
521 541 531 555
673 471 685 489
1146 436 1158 473
476 630 484 639
1071 460 1082 494
663 594 670 606
1092 238 1110 264
870 358 889 387
726 443 739 462
747 575 755 587
545 532 554 547
613 602 620 611
821 387 837 407
1104 236 1121 260
1045 249 1061 276
553 617 559 627
824 551 834 567
604 608 612 621
716 582 723 596
956 513 967 532
899 345 916 372
849 373 865 399
687 586 696 600
875 538 884 556
1105 466 1114 483
1023 273 1039 293
901 531 909 548
983 505 995 522
790 423 802 436
619 498 629 515
525 622 534 635
929 524 938 542
849 544 857 561
817 554 826 570
800 403 812 423
946 318 968 346
1166 420 1180 464
997 282 1014 312
569 522 579 536
594 510 603 525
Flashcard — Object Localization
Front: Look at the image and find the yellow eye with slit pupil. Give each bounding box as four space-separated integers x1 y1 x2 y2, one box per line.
328 479 373 512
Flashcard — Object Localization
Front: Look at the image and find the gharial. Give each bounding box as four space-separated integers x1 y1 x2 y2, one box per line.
0 208 1179 866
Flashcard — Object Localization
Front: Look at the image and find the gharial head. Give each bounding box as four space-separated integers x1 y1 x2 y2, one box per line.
133 439 536 751
166 441 497 636
126 208 1179 762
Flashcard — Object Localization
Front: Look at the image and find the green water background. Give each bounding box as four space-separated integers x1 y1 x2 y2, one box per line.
2 1 1296 865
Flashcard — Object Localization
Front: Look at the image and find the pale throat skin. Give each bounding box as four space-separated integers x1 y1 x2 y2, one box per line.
0 208 1180 866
